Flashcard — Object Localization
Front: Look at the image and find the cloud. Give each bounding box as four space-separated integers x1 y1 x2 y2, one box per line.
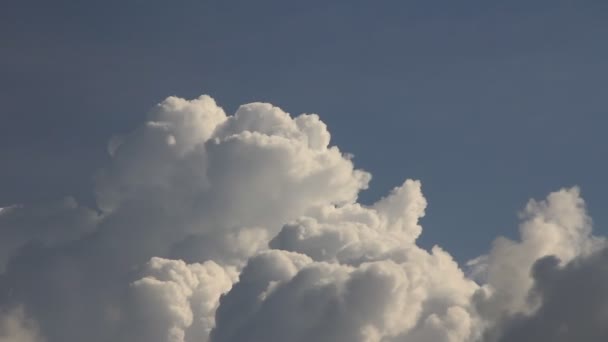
493 246 608 341
212 250 477 342
469 187 604 340
0 95 369 342
0 306 44 342
0 94 606 342
0 198 98 272
121 257 236 342
217 181 478 342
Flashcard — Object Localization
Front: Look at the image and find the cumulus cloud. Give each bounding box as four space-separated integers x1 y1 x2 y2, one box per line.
0 95 369 342
0 306 44 342
0 94 606 342
469 187 605 341
495 247 608 342
122 257 236 342
261 180 478 341
212 249 477 342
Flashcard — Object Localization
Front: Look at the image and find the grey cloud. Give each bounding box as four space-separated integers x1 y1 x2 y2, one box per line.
492 247 608 342
0 198 98 272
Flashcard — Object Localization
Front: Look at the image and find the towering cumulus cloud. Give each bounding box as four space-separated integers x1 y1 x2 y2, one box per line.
0 95 606 342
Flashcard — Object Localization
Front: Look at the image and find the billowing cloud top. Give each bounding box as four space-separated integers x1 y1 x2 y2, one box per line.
0 95 606 342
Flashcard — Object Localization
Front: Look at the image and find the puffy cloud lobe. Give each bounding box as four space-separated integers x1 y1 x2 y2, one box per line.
0 94 606 342
409 306 474 342
214 183 606 342
470 187 604 329
212 249 478 342
96 95 227 213
494 247 608 342
211 250 315 342
123 257 235 342
95 95 369 247
269 179 427 264
224 180 479 342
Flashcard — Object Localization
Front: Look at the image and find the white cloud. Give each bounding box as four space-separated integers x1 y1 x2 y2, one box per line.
0 94 605 342
0 95 369 342
122 257 236 342
229 179 477 342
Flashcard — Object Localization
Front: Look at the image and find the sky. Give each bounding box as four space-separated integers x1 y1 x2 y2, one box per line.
2 0 608 261
1 1 608 341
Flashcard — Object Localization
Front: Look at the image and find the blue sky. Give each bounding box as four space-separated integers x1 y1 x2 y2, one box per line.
2 0 607 261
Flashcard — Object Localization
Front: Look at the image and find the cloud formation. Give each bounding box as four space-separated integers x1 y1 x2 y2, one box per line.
0 94 606 342
495 247 608 342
